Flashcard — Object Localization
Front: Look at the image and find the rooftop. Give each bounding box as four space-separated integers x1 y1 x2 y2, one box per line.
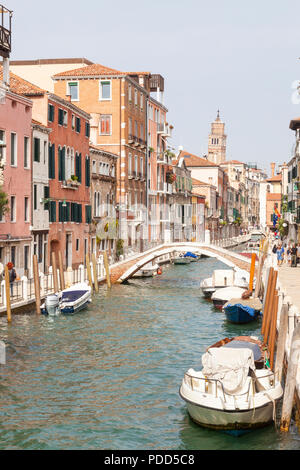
179 150 219 168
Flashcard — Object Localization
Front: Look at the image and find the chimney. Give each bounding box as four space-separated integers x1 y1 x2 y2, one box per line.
2 58 10 88
271 162 275 177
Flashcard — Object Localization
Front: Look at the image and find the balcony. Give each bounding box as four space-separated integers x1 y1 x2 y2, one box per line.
157 123 172 138
61 178 79 190
128 134 139 147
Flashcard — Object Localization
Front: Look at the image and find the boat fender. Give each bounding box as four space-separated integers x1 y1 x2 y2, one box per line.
157 267 162 275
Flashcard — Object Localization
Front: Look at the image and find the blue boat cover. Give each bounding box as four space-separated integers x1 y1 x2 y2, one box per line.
223 340 261 361
61 290 88 303
226 303 257 318
184 252 198 258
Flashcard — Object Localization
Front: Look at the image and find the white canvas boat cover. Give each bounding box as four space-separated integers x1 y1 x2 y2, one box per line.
201 347 255 395
211 286 246 301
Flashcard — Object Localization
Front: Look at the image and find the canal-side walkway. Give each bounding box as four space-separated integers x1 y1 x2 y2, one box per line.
277 264 300 310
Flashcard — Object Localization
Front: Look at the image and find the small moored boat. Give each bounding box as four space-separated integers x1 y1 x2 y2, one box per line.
179 340 282 434
223 297 262 324
184 252 201 262
211 286 246 310
41 283 92 316
133 263 160 278
200 269 248 299
174 256 191 265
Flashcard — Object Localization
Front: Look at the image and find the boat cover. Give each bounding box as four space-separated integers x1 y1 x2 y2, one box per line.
223 340 261 361
202 347 255 395
211 286 246 301
184 252 198 259
224 298 262 317
61 290 88 303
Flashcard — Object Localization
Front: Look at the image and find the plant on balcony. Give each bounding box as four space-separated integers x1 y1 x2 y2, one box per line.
149 147 154 154
166 171 176 184
164 149 176 160
71 175 78 182
234 217 242 226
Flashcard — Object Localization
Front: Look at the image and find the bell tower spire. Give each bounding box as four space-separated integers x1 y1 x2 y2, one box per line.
207 111 227 164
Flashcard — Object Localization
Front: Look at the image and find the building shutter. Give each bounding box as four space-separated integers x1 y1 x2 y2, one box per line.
85 156 90 187
44 186 50 210
50 201 56 222
61 146 66 181
34 138 40 162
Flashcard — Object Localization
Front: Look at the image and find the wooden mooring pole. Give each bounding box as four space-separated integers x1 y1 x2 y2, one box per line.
261 267 274 337
249 253 256 292
280 324 300 432
4 265 11 323
51 252 59 293
58 251 65 291
269 289 279 370
32 254 41 315
103 251 111 289
275 303 289 383
92 254 99 293
263 270 278 346
86 253 93 289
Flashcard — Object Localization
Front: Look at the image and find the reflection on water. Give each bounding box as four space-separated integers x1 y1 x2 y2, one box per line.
0 257 299 449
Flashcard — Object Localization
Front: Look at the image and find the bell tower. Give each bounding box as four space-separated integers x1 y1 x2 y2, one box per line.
207 110 227 165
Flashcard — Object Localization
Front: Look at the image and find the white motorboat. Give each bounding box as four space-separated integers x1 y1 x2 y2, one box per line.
200 269 249 299
174 256 191 265
211 286 247 310
132 263 160 278
179 344 283 434
41 282 92 316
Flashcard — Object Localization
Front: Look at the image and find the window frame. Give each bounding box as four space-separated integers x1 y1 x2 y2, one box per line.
10 132 17 167
99 80 112 101
67 81 79 102
99 115 112 136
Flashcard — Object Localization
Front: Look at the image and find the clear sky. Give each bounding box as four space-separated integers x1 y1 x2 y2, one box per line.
6 0 300 174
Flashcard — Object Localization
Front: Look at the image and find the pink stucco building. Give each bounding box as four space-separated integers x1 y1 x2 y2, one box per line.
0 84 33 276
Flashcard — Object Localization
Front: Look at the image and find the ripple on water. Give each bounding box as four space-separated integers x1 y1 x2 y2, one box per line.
0 257 299 449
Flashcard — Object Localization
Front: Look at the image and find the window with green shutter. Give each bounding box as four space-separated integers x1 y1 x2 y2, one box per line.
85 122 90 138
48 104 55 122
48 143 55 179
75 153 82 183
49 201 56 222
75 117 81 133
85 205 92 224
85 156 90 187
34 137 40 162
44 186 50 210
58 147 66 181
58 109 64 126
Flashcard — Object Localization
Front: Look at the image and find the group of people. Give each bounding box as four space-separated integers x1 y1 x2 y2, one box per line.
272 241 300 267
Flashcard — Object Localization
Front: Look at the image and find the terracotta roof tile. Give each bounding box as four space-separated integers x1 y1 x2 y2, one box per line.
53 63 125 78
179 150 218 167
0 67 45 96
221 160 245 165
266 175 282 182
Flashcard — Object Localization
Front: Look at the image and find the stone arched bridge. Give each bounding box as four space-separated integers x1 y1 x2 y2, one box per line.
110 242 253 284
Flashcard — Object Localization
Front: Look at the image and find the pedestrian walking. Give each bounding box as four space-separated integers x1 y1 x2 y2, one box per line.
286 244 292 266
291 244 298 268
7 262 16 296
276 244 284 267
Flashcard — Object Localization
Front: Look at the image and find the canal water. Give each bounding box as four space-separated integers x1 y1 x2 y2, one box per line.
0 256 299 450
